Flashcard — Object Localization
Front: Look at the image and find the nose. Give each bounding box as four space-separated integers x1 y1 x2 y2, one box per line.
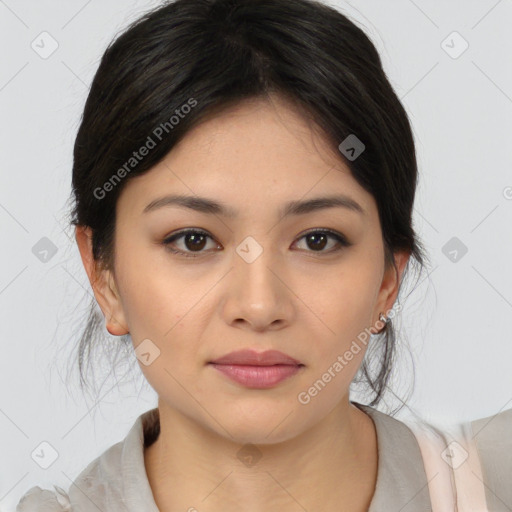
220 247 295 333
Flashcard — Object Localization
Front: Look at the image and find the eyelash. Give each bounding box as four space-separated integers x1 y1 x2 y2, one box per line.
161 228 352 258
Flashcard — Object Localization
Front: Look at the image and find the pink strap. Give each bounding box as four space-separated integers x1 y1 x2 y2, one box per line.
407 420 488 511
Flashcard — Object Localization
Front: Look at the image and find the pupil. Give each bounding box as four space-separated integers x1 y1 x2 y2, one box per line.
186 233 206 251
307 233 327 251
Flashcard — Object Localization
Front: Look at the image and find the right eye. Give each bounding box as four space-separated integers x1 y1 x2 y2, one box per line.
162 229 221 258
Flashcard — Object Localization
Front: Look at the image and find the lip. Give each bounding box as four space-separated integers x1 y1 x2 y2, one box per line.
208 349 304 389
209 349 303 366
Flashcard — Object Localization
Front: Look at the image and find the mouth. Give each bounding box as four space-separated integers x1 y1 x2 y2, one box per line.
208 349 305 389
208 363 304 388
209 349 303 366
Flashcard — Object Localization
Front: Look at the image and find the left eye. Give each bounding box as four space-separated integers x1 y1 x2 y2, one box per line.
294 229 350 253
162 229 350 258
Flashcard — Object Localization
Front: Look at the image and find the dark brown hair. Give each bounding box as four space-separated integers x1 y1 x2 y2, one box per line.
67 0 430 410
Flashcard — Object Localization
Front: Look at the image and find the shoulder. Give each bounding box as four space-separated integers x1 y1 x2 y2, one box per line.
471 406 512 449
15 441 124 511
470 407 512 510
15 485 71 512
397 406 512 511
15 409 152 512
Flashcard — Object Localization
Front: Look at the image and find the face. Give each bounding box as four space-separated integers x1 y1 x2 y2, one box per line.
77 95 407 444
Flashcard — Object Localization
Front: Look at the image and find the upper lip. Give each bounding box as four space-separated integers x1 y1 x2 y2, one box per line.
209 349 303 366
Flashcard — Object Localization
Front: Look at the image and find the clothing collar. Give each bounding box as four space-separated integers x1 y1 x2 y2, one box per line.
70 403 431 511
354 402 431 511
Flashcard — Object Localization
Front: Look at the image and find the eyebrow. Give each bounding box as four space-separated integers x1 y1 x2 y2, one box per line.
142 193 365 218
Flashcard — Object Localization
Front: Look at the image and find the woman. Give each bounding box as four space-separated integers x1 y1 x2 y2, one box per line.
15 0 511 510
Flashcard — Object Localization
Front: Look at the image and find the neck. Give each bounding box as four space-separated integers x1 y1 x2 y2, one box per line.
144 397 378 512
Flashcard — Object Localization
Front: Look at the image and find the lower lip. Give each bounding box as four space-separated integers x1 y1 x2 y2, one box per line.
209 363 303 388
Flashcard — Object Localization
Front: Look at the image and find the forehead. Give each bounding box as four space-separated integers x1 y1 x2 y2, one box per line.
116 95 375 220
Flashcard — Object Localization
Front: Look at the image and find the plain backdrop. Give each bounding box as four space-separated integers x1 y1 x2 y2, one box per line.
1 0 512 510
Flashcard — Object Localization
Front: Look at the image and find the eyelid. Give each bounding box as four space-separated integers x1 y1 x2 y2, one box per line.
298 227 350 244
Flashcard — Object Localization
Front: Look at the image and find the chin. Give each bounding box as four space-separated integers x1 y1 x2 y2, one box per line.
211 406 305 446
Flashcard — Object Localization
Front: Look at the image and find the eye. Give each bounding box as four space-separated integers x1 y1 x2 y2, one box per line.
162 229 220 258
293 229 351 253
162 228 351 258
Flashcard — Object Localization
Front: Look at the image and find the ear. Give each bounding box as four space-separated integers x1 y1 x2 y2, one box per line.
370 250 410 334
74 225 129 336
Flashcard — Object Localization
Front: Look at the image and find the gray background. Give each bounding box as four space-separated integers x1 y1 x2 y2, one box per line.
1 0 511 509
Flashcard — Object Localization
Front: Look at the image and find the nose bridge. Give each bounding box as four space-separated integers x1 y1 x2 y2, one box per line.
222 234 293 329
235 235 281 304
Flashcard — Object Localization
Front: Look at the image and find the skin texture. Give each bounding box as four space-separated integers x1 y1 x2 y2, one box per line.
76 94 409 512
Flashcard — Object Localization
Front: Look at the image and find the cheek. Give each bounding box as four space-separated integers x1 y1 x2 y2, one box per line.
304 264 380 339
294 270 379 408
114 239 188 332
121 276 202 345
294 267 381 395
115 254 219 375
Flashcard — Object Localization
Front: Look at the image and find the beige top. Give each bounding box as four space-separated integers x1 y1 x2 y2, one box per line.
15 402 512 511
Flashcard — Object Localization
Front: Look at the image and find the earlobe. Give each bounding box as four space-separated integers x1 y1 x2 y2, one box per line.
74 225 130 336
105 312 129 336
